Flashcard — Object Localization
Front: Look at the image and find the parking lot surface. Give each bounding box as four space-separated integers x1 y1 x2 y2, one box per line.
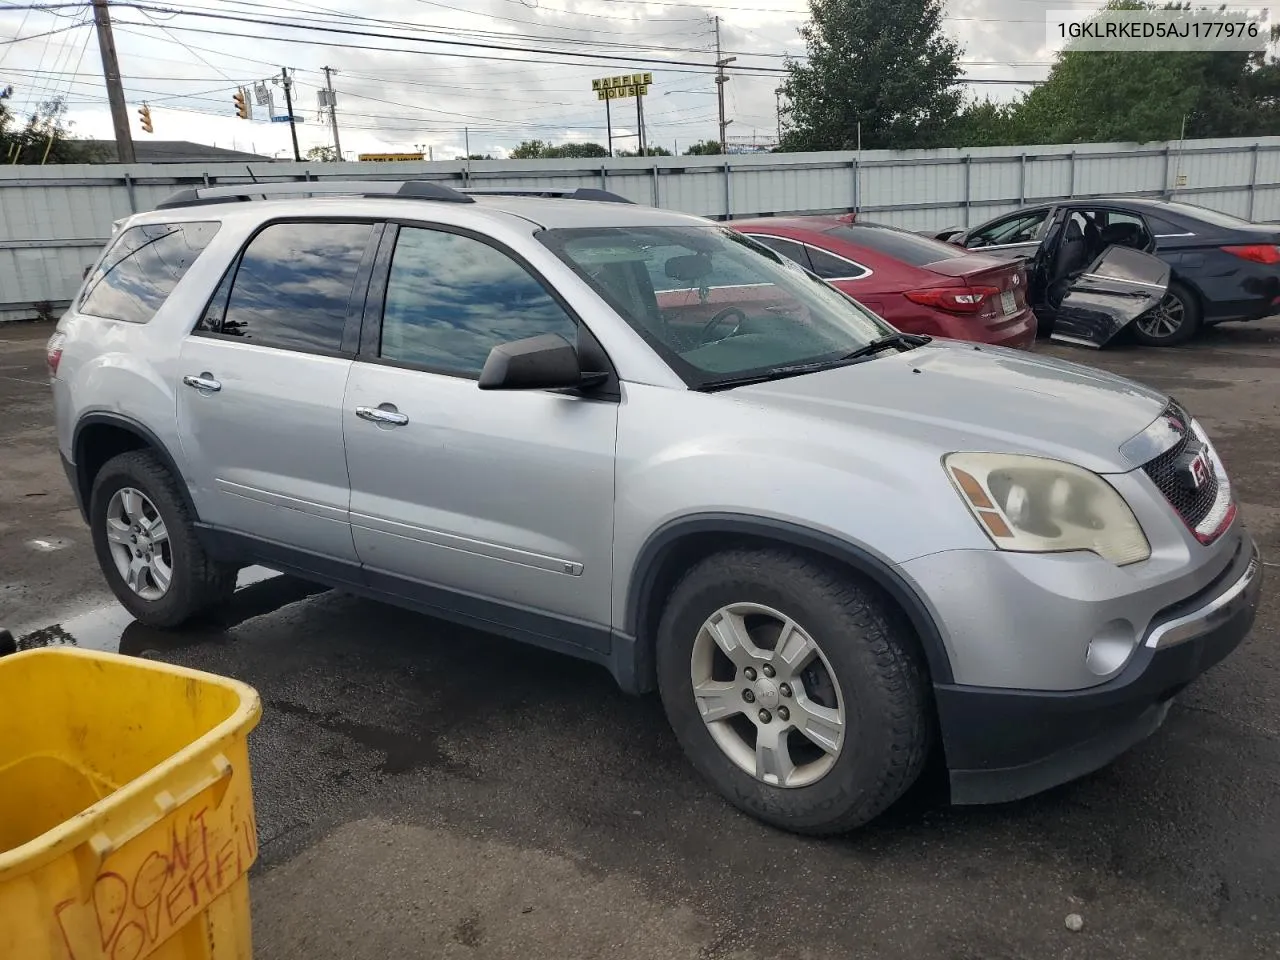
3 318 1278 959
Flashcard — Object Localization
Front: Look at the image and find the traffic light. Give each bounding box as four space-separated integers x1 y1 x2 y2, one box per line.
138 103 153 134
233 88 250 120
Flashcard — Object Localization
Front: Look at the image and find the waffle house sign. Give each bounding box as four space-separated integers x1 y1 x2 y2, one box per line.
592 73 653 100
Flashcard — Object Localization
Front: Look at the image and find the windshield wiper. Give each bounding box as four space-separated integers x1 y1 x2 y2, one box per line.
695 361 838 392
837 332 930 362
695 333 931 392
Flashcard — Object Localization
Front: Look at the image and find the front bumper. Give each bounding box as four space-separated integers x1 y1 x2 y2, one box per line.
935 535 1262 805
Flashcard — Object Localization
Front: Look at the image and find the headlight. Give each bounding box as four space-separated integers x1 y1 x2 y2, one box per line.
945 453 1150 566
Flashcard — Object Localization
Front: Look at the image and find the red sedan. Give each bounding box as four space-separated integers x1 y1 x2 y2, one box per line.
730 216 1037 350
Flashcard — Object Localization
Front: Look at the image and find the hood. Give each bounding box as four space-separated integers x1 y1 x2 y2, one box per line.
731 340 1169 473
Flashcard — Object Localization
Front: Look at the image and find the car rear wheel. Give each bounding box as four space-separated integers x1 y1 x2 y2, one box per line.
655 548 931 835
1133 281 1201 346
90 450 237 627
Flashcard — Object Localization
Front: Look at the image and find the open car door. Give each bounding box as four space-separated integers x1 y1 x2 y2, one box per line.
1047 245 1171 348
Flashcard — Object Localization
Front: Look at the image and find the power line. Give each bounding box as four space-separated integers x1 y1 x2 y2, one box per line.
106 3 795 74
0 18 81 44
135 5 235 81
0 1 33 64
132 1 737 59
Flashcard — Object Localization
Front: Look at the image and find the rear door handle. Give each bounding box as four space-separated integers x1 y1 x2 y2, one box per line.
182 374 222 393
356 405 409 426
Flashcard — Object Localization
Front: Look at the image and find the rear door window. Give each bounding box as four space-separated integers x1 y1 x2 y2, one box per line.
79 221 220 324
201 221 373 353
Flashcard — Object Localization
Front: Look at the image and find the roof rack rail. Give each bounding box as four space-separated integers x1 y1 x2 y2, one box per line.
154 180 475 210
460 187 635 204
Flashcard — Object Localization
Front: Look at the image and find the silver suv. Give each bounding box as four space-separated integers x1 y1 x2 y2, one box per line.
49 181 1262 834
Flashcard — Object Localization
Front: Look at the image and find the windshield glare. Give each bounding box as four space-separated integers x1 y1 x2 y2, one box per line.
538 225 895 385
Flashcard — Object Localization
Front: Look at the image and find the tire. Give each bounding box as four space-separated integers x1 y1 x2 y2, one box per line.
655 547 931 835
89 450 237 628
1132 280 1201 347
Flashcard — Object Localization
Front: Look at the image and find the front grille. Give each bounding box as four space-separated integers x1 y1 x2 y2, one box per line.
1141 404 1220 529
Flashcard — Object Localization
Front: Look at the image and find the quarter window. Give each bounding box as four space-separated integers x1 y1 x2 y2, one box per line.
379 226 578 377
746 234 814 272
804 246 870 280
80 221 220 324
208 221 372 352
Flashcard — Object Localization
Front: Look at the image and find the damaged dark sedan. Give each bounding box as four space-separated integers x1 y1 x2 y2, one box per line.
937 198 1280 347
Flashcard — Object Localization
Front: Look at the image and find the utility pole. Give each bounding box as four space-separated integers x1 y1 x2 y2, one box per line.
322 66 342 162
775 86 783 143
92 0 134 163
277 67 301 162
636 93 647 155
713 16 735 156
605 97 613 157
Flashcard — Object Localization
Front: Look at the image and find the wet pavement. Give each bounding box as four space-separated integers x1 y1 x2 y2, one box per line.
3 318 1280 959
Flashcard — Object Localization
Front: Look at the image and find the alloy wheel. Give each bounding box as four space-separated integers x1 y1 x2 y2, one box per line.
104 487 172 601
690 602 846 788
1136 291 1185 340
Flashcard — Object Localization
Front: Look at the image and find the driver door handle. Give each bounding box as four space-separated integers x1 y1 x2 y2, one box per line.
356 405 409 426
182 374 222 393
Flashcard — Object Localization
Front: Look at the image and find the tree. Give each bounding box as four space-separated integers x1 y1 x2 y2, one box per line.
617 145 673 156
509 139 609 159
509 139 550 159
1 96 107 164
950 99 1025 148
781 0 963 151
950 2 1280 147
305 145 340 162
683 140 721 155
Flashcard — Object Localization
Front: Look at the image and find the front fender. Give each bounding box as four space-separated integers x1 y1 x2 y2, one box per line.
624 512 957 685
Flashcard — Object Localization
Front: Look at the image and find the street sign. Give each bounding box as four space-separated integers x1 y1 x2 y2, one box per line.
592 73 653 100
270 115 304 123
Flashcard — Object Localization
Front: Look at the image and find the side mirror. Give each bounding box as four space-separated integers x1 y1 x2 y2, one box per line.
478 333 605 391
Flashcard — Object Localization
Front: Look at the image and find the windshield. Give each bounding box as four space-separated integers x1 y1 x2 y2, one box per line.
538 225 898 387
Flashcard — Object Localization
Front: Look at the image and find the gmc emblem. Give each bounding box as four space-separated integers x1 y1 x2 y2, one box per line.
1180 448 1212 490
1189 450 1211 488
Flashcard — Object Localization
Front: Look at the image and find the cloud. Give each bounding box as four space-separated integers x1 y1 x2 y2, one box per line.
9 0 1257 157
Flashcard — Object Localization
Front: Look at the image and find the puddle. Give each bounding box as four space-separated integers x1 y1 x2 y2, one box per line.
11 566 330 656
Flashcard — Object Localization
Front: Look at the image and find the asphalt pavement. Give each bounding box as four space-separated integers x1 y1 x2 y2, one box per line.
2 317 1278 959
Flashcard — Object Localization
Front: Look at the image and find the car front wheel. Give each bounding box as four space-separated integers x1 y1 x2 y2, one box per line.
655 548 931 835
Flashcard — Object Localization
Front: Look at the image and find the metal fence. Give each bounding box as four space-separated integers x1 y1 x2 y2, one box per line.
4 134 1280 322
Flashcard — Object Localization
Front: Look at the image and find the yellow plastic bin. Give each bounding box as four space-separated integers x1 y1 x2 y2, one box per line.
0 647 262 960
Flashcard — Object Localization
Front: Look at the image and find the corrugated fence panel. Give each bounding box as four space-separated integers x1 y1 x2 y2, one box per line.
1074 151 1162 197
5 136 1280 320
1254 188 1280 222
1024 157 1073 201
969 158 1022 205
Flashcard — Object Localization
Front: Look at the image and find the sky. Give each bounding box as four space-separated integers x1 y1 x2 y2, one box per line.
0 0 1274 160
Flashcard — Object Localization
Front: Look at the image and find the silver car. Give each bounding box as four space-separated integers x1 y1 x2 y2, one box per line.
49 181 1263 834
